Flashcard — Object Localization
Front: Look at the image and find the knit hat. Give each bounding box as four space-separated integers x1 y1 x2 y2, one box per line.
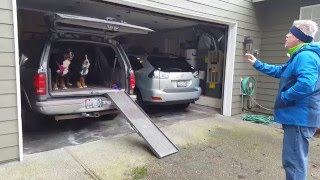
290 26 313 43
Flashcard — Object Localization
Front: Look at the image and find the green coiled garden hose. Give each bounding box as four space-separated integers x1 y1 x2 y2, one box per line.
242 115 274 125
241 76 274 124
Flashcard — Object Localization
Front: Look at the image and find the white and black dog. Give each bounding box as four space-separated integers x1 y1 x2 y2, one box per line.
76 54 90 88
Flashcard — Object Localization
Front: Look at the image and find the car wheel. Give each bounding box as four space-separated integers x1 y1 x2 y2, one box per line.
175 103 190 109
99 113 119 121
21 101 49 131
135 89 148 111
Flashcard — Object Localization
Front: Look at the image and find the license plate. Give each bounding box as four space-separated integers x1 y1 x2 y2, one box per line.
177 81 187 87
85 98 103 109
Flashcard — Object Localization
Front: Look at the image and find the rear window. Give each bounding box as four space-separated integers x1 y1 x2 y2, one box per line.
128 55 143 70
20 37 46 68
147 56 194 72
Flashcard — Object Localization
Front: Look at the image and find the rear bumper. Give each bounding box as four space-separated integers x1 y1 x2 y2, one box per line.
34 93 137 116
35 96 116 115
142 87 201 104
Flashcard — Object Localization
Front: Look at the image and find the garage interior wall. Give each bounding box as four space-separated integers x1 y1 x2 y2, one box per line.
103 0 262 115
0 0 20 163
254 0 320 113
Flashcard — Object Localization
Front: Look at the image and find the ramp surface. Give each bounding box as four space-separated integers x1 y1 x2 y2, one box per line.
106 91 178 158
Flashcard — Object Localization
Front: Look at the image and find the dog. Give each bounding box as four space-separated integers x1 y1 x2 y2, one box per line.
76 54 90 88
53 49 74 90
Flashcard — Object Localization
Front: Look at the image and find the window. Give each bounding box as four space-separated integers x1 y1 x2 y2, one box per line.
147 56 194 72
300 4 320 42
128 55 143 70
100 46 118 67
20 38 46 68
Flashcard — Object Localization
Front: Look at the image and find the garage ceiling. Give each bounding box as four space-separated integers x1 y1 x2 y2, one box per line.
17 0 198 31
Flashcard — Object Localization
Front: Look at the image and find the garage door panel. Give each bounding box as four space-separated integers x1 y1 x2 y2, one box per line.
121 0 257 24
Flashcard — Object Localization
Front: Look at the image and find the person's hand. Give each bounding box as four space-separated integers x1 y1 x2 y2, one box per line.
314 128 320 138
245 53 257 64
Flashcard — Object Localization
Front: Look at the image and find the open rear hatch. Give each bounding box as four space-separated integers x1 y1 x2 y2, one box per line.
47 13 154 37
47 13 153 98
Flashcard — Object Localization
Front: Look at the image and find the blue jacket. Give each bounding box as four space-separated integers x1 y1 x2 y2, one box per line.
253 42 320 127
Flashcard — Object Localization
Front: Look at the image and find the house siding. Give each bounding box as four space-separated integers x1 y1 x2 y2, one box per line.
0 0 19 163
255 0 320 113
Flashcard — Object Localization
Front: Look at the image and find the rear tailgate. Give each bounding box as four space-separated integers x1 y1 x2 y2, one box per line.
162 72 194 89
47 13 154 37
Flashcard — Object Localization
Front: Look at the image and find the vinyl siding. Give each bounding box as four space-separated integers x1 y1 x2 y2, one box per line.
255 0 320 113
0 0 19 163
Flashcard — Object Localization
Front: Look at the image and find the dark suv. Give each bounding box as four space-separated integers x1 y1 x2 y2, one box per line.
20 13 153 129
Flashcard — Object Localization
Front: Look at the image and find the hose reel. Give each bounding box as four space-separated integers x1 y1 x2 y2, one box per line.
241 76 256 111
241 76 256 96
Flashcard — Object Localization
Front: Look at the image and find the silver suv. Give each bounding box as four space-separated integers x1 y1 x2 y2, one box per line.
20 13 152 129
128 54 201 109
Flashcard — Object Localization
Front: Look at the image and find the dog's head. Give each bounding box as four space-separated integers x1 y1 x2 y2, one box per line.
82 55 90 68
63 49 74 60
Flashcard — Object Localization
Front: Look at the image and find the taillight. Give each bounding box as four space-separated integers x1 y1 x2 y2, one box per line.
129 73 135 94
192 71 199 78
34 73 46 95
149 70 169 79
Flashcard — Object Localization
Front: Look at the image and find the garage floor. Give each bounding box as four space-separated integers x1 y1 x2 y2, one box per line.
23 104 219 154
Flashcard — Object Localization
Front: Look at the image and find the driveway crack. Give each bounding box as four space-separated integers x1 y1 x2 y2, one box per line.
65 148 103 180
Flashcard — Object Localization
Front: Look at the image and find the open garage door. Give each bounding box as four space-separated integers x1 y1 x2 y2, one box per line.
18 0 228 112
17 0 230 158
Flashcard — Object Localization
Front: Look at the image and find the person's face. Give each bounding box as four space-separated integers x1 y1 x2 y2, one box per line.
285 32 301 48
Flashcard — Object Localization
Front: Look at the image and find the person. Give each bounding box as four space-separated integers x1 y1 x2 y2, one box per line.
245 20 320 180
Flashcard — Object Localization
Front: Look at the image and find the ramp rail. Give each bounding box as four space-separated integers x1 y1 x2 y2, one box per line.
105 91 178 158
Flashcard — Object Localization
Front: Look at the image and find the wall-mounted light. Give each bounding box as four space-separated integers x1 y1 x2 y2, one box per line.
244 36 253 54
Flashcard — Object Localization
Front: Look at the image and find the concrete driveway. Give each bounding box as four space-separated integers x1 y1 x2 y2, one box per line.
1 112 320 179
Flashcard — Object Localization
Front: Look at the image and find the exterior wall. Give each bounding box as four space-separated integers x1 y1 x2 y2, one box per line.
254 0 320 112
102 0 262 115
0 0 20 163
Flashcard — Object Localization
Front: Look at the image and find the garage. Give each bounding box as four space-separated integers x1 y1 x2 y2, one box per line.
17 0 235 113
1 0 238 162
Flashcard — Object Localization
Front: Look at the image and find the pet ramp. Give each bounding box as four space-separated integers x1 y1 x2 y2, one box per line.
105 91 178 158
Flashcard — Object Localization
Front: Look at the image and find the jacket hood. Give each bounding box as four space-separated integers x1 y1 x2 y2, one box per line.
300 42 320 57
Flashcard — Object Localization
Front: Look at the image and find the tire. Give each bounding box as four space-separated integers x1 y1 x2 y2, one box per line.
99 113 119 121
135 89 148 111
175 103 190 110
21 100 49 132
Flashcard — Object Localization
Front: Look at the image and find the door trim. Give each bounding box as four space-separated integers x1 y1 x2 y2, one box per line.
12 0 24 161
